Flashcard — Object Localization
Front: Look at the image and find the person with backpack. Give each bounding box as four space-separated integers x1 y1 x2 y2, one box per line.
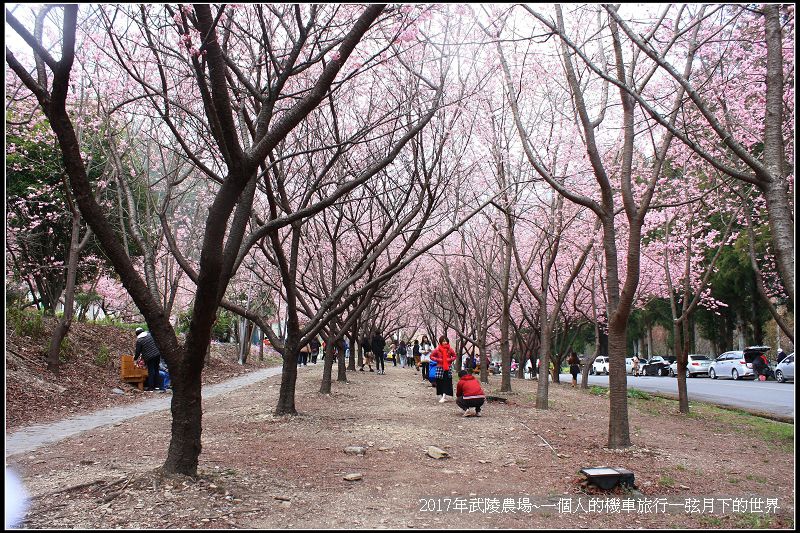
456 370 486 417
398 340 410 369
134 327 163 392
429 335 457 403
310 336 321 365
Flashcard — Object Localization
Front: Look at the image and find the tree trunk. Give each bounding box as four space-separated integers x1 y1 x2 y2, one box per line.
606 323 631 448
535 313 551 408
337 342 348 382
347 330 357 371
162 347 203 476
320 338 336 394
761 4 793 304
674 320 689 414
45 208 83 374
276 344 300 415
479 337 489 384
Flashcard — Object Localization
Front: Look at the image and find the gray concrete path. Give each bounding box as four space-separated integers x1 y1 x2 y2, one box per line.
5 367 283 458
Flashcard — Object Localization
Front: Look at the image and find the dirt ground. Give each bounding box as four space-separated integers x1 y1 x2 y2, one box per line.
7 362 794 529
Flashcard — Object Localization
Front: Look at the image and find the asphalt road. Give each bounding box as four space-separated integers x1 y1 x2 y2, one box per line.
569 373 795 420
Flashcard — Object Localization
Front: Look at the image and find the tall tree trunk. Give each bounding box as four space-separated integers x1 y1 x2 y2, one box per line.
347 329 357 371
762 4 793 304
606 322 631 448
674 320 689 414
337 342 348 382
276 341 300 415
320 337 336 394
535 325 551 409
479 336 489 384
162 349 203 475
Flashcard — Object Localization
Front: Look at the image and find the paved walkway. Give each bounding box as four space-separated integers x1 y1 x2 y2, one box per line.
5 367 283 458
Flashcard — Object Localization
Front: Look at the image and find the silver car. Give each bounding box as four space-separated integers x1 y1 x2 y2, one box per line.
709 351 754 380
775 353 794 383
669 354 712 377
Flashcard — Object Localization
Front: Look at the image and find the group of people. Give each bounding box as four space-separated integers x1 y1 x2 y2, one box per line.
423 335 486 417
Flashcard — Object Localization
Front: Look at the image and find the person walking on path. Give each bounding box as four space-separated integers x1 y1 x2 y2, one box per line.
371 331 386 375
429 335 457 402
398 340 410 369
456 370 486 417
298 343 310 367
412 339 421 371
135 327 163 392
360 335 374 372
389 341 398 367
310 337 321 365
567 351 580 388
420 336 433 380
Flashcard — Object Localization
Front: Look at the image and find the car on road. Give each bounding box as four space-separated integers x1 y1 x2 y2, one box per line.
591 356 609 375
709 346 770 380
639 356 673 376
669 354 713 377
775 352 794 383
626 357 635 375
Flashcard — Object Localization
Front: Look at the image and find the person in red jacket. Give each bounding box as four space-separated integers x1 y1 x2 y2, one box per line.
456 370 486 417
429 335 457 403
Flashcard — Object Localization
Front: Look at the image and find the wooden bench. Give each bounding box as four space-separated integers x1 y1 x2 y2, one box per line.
120 354 149 390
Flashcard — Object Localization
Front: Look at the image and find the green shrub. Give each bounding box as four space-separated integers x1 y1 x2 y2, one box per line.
8 307 45 337
94 345 111 366
658 475 675 487
588 385 607 396
627 388 651 400
59 337 73 362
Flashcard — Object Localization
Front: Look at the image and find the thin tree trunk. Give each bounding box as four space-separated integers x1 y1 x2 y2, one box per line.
320 336 336 394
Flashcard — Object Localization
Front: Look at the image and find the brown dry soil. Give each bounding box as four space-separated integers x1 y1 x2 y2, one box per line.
7 362 795 529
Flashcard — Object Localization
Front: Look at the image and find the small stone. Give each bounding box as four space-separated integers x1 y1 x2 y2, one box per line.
344 446 367 456
344 473 363 481
679 485 690 490
111 388 125 395
426 446 449 459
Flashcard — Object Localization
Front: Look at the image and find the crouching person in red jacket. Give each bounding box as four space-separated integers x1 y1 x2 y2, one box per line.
456 370 486 417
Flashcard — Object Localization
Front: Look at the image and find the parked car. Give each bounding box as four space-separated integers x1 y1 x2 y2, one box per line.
626 357 635 375
591 356 609 375
639 356 672 376
709 346 770 380
669 354 713 377
775 352 794 383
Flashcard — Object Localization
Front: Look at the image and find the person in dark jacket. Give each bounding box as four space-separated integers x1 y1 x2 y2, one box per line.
135 327 163 392
398 340 410 368
412 340 421 371
567 351 580 388
456 370 486 417
371 331 386 375
359 336 373 372
310 337 321 364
